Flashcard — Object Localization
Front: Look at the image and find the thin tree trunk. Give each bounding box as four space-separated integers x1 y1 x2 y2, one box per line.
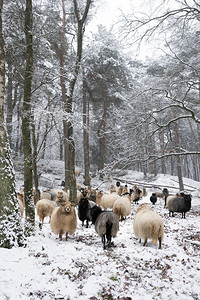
98 99 107 180
31 120 40 204
174 119 184 191
82 70 90 186
22 0 35 236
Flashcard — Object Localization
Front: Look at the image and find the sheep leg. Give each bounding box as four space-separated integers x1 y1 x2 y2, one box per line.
143 239 147 247
158 237 162 249
86 220 89 228
66 232 68 241
59 231 63 241
102 236 106 249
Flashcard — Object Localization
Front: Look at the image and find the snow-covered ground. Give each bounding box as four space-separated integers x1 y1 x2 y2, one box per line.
1 164 200 300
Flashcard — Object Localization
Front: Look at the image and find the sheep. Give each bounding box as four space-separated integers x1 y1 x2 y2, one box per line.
122 185 129 194
117 185 124 196
112 194 131 221
90 205 119 249
55 191 69 206
165 192 183 208
17 192 25 218
133 203 164 249
141 187 148 197
50 201 77 241
110 184 117 194
96 191 120 209
167 194 192 218
150 193 157 205
87 187 97 202
75 169 81 176
41 189 69 202
36 199 58 229
78 197 97 227
131 187 142 204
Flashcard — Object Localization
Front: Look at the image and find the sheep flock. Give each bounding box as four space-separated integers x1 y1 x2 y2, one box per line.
17 179 195 250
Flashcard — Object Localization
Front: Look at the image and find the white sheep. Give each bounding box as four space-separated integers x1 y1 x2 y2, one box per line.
50 201 77 241
96 191 120 209
36 199 58 229
113 194 131 221
133 203 164 249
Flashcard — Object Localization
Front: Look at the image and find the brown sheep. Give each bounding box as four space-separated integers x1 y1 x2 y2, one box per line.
110 184 117 194
36 199 58 229
50 201 77 241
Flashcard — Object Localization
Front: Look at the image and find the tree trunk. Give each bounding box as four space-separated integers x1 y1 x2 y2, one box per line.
22 0 35 236
0 0 25 248
31 121 40 204
5 46 13 147
82 71 90 186
174 118 184 191
98 99 107 180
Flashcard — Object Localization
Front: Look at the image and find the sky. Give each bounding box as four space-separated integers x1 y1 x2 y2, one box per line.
86 0 163 61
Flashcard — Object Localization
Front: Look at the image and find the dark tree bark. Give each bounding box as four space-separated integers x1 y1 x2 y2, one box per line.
0 0 25 248
22 0 35 236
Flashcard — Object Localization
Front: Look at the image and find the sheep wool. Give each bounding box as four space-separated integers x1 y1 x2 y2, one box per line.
36 199 58 229
96 191 120 209
113 194 131 220
133 203 164 249
50 201 77 241
90 206 119 249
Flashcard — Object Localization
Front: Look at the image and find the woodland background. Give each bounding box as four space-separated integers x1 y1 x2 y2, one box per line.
0 0 200 247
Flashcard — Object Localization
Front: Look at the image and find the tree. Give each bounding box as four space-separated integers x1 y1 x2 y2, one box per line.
118 0 200 187
65 0 93 202
0 0 24 249
22 0 35 235
84 26 132 178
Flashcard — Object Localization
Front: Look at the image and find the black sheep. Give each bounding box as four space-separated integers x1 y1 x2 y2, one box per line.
90 206 119 250
167 194 192 218
78 197 96 228
163 188 169 207
150 193 157 205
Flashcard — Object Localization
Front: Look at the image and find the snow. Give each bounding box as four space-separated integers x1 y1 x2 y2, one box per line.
1 168 200 300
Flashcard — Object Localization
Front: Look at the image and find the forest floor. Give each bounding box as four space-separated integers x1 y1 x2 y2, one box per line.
1 161 200 300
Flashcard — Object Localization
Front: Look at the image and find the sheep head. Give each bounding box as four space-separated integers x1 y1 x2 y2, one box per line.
96 191 103 198
60 201 73 213
90 205 102 224
78 197 89 208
